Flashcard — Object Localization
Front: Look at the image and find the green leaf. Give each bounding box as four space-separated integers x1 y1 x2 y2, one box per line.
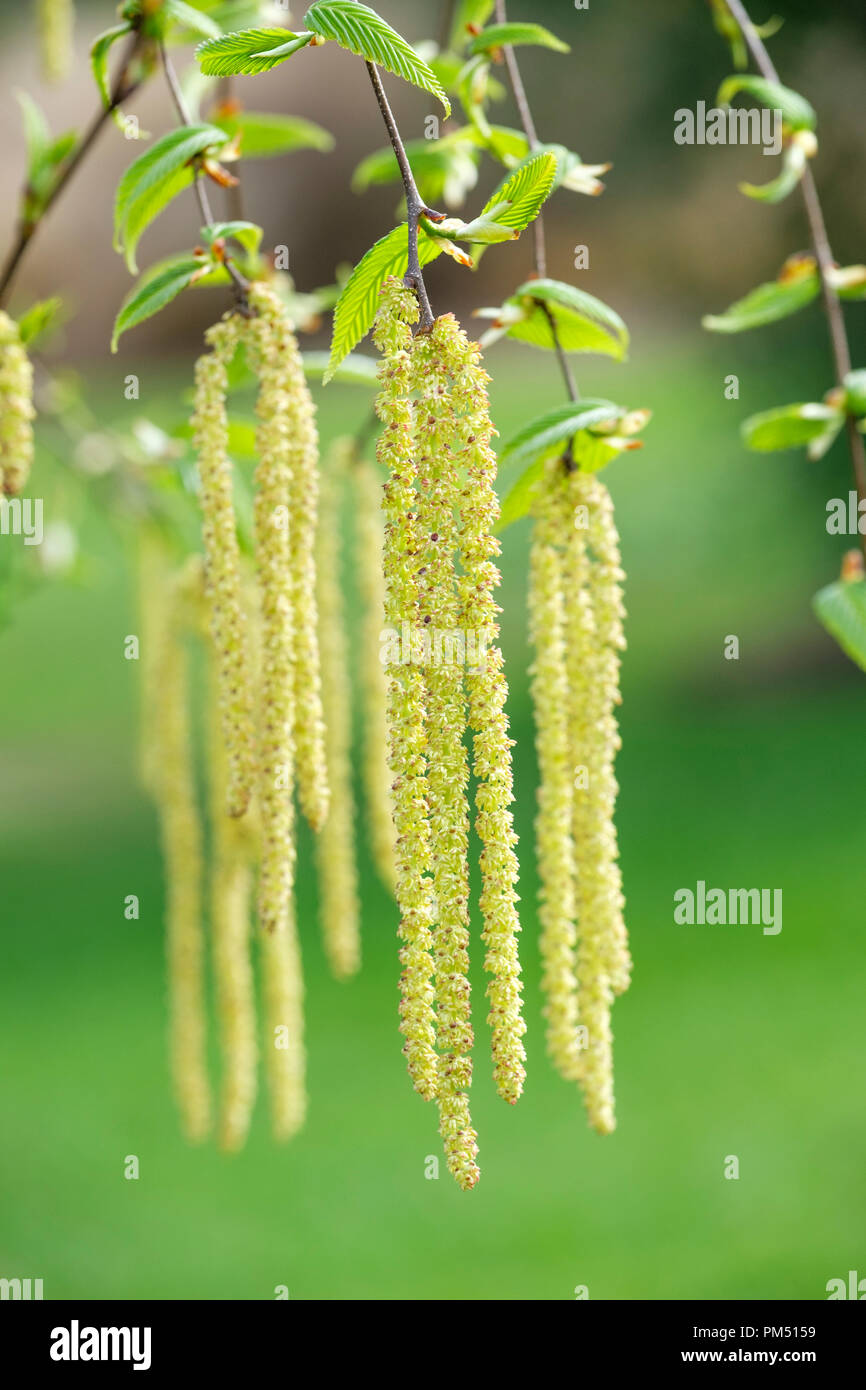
468 22 570 55
703 260 820 332
450 0 495 50
114 123 230 271
843 369 866 417
326 224 443 382
500 400 621 471
496 457 547 533
480 152 557 231
740 138 808 203
164 0 223 39
831 265 866 301
717 74 816 131
112 255 215 351
16 297 63 347
304 1 451 115
741 402 843 452
302 350 379 385
90 23 133 108
202 220 263 256
814 577 866 673
213 110 334 157
511 279 629 359
195 28 313 77
352 131 479 208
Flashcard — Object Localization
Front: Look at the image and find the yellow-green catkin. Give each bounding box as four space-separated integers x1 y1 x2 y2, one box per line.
37 0 73 84
153 563 211 1143
0 311 35 497
413 326 479 1191
373 278 438 1103
207 652 258 1154
315 438 361 979
443 316 527 1106
354 455 397 893
260 888 307 1140
528 466 582 1082
136 525 170 798
192 314 256 819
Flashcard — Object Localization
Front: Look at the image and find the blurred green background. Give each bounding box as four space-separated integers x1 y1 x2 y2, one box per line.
1 1 865 1300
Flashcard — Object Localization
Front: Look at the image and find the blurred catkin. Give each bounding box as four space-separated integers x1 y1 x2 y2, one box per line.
413 326 479 1191
0 311 35 497
37 0 73 84
315 439 361 979
260 892 307 1141
152 563 211 1144
192 313 256 818
374 279 438 1103
529 467 582 1082
354 455 397 893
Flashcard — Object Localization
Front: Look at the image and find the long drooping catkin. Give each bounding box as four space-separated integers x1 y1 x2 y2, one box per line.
316 439 361 979
192 314 255 818
0 311 35 497
247 287 296 936
373 279 438 1103
136 525 170 799
37 0 73 83
153 564 211 1143
207 653 258 1154
444 317 526 1107
260 890 307 1140
354 455 397 893
412 326 479 1191
529 466 582 1082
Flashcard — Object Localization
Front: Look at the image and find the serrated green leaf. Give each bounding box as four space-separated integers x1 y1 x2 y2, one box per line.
195 28 313 77
326 224 443 382
213 110 334 157
814 577 866 672
304 1 450 115
506 279 629 359
481 152 557 231
112 255 210 351
468 22 570 55
114 123 229 271
717 74 816 131
741 402 842 451
164 0 223 39
703 262 820 332
16 297 64 347
302 350 379 385
90 23 133 108
500 400 621 471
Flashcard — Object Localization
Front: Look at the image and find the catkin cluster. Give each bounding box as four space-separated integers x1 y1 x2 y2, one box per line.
528 459 630 1134
373 278 525 1190
0 311 35 497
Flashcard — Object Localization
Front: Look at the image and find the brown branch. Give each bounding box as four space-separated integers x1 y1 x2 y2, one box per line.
722 0 866 554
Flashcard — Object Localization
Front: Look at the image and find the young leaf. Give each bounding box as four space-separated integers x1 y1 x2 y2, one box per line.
164 0 223 40
468 22 570 55
326 224 443 382
212 110 334 157
703 259 819 332
90 23 133 108
480 152 557 232
450 0 496 49
830 265 866 301
304 1 451 115
112 254 222 351
740 134 812 203
114 123 230 271
500 400 621 470
843 369 866 417
501 279 629 359
16 297 64 347
741 402 842 452
813 576 866 673
716 74 816 131
195 28 314 77
496 457 547 533
202 220 264 256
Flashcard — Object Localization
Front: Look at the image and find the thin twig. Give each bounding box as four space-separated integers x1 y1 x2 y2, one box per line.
0 33 143 308
159 44 251 311
723 0 866 551
365 60 441 330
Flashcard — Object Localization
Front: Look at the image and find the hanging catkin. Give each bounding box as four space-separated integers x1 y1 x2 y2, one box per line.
412 325 479 1191
37 0 73 84
373 279 438 1103
152 561 211 1143
206 636 258 1154
136 525 170 799
354 454 397 893
445 317 527 1107
528 465 582 1082
191 313 256 819
315 438 361 979
0 311 35 497
260 889 307 1141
